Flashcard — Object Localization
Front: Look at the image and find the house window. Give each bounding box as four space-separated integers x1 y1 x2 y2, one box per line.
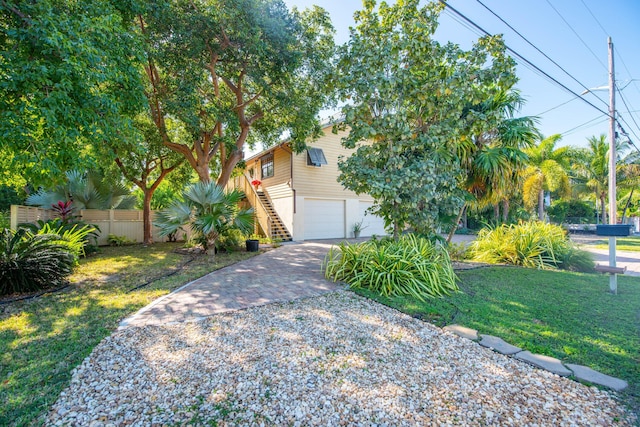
307 148 328 167
261 154 274 179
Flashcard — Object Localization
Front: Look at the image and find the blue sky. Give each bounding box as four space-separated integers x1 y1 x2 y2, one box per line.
283 0 640 149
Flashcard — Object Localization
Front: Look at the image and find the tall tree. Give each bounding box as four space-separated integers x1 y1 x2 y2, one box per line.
522 134 571 220
571 134 611 223
449 89 538 240
138 0 335 185
0 0 145 187
618 150 640 221
335 0 518 238
111 116 191 245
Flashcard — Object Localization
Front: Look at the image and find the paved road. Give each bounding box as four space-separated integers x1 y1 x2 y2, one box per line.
578 247 640 276
570 234 640 277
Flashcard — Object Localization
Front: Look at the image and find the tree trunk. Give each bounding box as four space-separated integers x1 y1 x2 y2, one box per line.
538 189 545 221
143 190 153 245
195 161 211 183
447 204 466 243
205 235 217 258
622 188 634 222
502 199 510 223
600 194 607 224
217 150 243 188
493 203 500 224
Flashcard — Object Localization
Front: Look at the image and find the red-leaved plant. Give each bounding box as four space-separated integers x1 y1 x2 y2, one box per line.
51 200 75 223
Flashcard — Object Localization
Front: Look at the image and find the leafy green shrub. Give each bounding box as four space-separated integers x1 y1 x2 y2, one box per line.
447 242 469 261
0 185 23 211
547 199 596 224
324 234 458 301
558 246 597 273
0 228 75 296
248 234 281 246
216 228 245 253
470 221 594 271
19 219 99 260
107 234 135 247
0 211 9 230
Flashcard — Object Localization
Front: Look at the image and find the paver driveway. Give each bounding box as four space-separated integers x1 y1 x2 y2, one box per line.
120 241 343 328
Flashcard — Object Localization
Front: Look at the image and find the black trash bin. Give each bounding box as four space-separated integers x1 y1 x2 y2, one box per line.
246 239 259 252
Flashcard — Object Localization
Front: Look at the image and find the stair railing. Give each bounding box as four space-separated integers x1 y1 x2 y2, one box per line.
229 174 272 237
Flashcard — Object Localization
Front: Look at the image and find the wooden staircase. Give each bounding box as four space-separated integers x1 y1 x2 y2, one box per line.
257 191 292 242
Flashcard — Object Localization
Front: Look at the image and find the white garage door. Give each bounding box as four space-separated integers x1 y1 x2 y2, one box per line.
359 202 387 237
304 199 345 240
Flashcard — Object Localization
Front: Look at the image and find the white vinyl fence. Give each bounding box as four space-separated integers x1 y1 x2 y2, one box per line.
10 205 189 246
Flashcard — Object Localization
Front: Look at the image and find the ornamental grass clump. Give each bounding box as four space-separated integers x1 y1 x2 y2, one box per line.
470 221 594 272
324 234 458 301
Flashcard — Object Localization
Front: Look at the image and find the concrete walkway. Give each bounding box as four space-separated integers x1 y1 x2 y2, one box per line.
120 241 343 328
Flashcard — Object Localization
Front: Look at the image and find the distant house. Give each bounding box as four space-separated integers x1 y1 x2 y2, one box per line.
228 124 386 241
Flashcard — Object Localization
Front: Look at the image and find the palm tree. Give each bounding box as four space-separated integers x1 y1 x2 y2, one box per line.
449 89 538 241
154 182 254 257
25 170 136 210
570 135 610 223
618 150 640 221
522 134 571 220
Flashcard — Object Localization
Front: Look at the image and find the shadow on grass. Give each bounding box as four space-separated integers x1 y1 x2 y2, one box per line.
0 244 257 427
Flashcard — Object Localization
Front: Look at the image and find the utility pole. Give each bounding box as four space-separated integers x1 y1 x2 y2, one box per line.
608 36 618 294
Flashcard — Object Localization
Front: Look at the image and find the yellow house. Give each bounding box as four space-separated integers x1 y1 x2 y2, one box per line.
229 124 386 241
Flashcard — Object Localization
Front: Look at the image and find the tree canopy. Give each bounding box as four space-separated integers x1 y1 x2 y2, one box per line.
0 0 146 186
139 0 336 185
523 134 571 220
335 0 518 237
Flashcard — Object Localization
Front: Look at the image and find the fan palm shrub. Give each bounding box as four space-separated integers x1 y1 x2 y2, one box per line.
324 234 458 301
0 229 75 296
470 221 594 271
25 169 136 210
154 182 254 257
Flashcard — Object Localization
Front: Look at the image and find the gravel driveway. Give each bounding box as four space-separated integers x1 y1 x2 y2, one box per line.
48 291 635 426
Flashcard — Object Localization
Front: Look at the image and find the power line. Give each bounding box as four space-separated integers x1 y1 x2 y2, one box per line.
617 124 640 156
474 0 607 109
534 97 579 116
617 52 640 101
561 115 607 136
616 76 640 136
441 9 483 38
616 89 640 141
438 1 611 119
579 0 640 122
616 115 640 148
543 0 608 71
578 0 608 38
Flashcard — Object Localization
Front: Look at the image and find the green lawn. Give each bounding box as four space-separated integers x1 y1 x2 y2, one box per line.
589 236 640 252
0 243 258 427
354 266 640 415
